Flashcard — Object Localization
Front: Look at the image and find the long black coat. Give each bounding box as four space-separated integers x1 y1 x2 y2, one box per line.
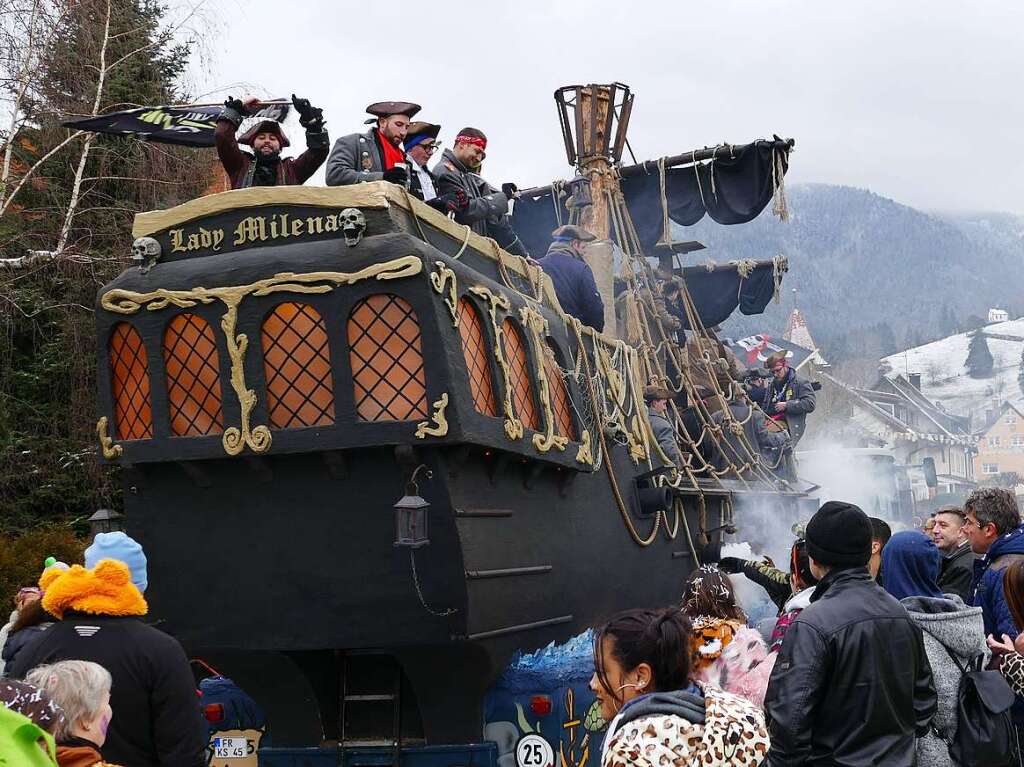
764 567 937 766
536 245 605 331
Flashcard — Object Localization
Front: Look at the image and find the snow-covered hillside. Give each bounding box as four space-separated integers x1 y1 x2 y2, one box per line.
881 319 1024 425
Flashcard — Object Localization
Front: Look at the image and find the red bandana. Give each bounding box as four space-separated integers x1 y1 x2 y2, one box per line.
378 130 406 170
455 134 487 150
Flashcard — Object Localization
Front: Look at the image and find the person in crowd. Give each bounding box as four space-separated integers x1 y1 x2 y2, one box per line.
764 350 816 445
989 560 1024 696
9 534 206 767
882 530 987 767
1 586 42 676
2 596 55 671
931 505 977 601
536 224 605 331
432 128 528 256
963 487 1024 639
767 539 820 652
923 514 937 536
27 660 118 767
326 100 420 187
0 678 65 766
215 94 328 189
869 516 892 583
764 501 937 766
644 386 682 466
590 607 769 767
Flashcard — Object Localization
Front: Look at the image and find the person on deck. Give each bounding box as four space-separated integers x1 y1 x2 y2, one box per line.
644 386 682 466
536 225 604 331
326 101 420 187
764 350 816 445
432 128 528 256
709 373 791 475
931 506 977 601
403 122 467 215
215 95 328 189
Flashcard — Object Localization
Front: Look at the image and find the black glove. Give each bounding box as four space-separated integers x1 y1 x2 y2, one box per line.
223 97 252 116
291 93 324 129
717 557 745 574
450 188 469 211
426 197 451 213
501 182 518 199
382 166 408 185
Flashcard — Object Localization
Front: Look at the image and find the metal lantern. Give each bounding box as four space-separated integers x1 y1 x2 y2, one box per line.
393 466 431 548
554 82 634 168
88 508 124 537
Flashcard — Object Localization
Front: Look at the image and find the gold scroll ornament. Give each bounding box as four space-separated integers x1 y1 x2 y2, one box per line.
96 416 123 459
468 285 523 441
101 256 423 456
415 393 449 439
429 261 459 328
518 306 568 454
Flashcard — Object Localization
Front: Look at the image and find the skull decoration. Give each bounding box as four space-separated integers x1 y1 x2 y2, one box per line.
340 208 366 247
131 237 161 273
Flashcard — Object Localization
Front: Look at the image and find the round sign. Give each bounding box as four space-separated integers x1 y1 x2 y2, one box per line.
516 734 554 767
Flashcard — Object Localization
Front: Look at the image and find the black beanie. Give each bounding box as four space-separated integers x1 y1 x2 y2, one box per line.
805 501 872 568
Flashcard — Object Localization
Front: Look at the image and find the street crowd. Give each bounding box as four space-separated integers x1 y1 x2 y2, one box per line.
591 488 1024 766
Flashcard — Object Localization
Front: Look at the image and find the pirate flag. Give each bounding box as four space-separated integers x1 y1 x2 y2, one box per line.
61 102 290 148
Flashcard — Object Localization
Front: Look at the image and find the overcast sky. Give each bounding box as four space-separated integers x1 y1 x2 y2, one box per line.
192 0 1024 215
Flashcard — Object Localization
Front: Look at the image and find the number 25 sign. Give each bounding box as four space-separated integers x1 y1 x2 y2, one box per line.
516 734 554 767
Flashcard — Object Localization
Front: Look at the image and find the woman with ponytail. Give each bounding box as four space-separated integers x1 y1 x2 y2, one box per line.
590 608 768 767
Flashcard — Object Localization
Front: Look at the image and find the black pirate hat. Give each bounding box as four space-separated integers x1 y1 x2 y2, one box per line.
238 119 290 149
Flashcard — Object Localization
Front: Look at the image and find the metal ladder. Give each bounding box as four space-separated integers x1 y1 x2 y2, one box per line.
340 652 403 767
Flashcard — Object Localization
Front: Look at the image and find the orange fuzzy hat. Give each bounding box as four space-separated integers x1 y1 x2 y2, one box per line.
41 560 147 619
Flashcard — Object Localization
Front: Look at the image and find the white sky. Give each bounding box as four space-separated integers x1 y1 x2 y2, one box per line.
191 0 1024 214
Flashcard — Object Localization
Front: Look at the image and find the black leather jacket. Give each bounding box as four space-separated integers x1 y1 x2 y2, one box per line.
764 567 937 766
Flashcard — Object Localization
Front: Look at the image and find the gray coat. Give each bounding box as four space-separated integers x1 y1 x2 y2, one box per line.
901 594 988 767
768 371 816 444
648 406 682 466
326 128 388 186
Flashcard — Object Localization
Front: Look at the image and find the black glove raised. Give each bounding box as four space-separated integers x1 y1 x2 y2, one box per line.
291 93 324 129
382 166 408 185
223 97 252 116
716 557 745 574
501 182 518 199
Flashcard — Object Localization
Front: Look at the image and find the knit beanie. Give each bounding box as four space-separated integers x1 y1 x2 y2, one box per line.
84 532 147 593
805 501 872 568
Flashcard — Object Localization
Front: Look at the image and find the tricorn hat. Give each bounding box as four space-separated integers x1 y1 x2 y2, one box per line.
238 119 290 149
404 122 441 151
366 101 421 119
766 350 790 367
551 224 597 242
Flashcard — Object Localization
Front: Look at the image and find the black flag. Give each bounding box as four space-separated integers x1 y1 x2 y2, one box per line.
61 103 291 147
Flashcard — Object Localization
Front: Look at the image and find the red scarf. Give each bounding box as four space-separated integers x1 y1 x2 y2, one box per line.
378 131 406 170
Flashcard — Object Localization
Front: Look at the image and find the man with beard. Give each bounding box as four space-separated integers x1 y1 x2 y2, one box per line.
215 95 328 189
326 101 420 187
432 128 528 256
765 350 816 445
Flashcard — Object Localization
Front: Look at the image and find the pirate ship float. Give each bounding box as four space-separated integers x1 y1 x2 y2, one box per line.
94 83 797 747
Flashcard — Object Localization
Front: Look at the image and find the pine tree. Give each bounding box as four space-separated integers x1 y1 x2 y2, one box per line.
966 330 995 379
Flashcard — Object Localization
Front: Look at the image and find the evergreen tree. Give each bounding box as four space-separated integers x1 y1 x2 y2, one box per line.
966 330 995 379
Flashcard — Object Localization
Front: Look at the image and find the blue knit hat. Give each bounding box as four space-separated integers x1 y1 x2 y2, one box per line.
84 532 147 593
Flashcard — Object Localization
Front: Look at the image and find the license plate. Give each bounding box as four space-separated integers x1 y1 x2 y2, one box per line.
213 737 250 758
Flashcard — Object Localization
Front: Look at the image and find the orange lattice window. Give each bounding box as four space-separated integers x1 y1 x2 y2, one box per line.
457 298 498 416
501 319 540 431
544 341 577 440
163 314 224 437
108 323 153 440
261 303 336 429
348 295 427 422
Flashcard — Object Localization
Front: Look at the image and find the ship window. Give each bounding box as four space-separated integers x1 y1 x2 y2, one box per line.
544 340 577 440
457 298 498 416
163 313 224 437
501 319 540 431
348 294 427 422
262 303 336 429
108 323 153 440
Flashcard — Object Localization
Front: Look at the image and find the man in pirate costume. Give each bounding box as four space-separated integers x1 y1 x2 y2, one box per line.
326 101 420 187
432 127 528 256
765 350 816 445
404 122 469 215
215 95 328 189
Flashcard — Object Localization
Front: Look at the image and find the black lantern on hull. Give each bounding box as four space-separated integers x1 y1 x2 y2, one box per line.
394 466 431 548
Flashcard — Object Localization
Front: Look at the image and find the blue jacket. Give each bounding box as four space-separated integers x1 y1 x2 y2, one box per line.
537 245 604 331
972 523 1024 638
